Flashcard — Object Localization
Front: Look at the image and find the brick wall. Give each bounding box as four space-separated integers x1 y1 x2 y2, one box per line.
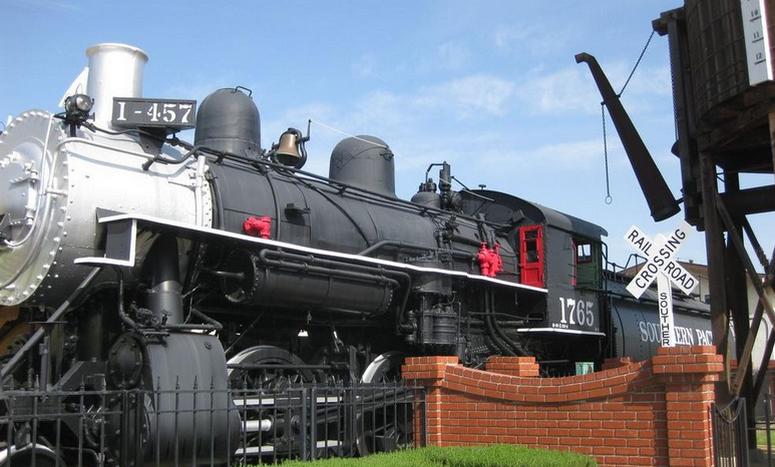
402 346 723 466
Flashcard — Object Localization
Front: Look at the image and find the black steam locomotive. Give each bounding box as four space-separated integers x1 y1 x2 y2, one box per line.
0 44 710 465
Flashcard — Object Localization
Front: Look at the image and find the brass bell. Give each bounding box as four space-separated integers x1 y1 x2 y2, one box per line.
274 129 302 166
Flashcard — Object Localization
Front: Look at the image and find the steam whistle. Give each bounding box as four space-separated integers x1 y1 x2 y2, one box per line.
575 52 680 222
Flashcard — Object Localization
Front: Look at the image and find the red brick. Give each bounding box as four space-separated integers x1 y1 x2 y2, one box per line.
578 420 602 429
652 355 678 365
616 447 640 456
679 447 709 458
574 446 594 455
557 420 579 429
497 435 518 444
606 420 626 430
588 387 613 399
626 420 653 430
625 456 657 465
679 430 711 441
589 411 612 420
587 437 604 447
594 446 616 455
602 456 630 465
669 459 694 466
669 401 705 411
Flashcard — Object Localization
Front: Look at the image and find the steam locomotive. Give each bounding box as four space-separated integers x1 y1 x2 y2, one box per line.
0 44 711 465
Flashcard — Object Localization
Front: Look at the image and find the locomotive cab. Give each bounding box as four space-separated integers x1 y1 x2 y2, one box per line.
462 190 609 373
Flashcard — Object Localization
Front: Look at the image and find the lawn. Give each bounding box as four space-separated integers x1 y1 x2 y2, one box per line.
278 445 597 466
757 429 775 447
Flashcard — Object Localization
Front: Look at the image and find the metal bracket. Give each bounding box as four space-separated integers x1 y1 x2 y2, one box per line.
74 209 136 268
284 203 310 215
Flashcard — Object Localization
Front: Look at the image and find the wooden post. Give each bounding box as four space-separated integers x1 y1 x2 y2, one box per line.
699 152 730 400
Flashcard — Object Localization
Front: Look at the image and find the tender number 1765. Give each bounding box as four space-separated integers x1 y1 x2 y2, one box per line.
559 297 594 326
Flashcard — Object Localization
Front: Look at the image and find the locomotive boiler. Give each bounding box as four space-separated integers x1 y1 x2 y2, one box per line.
0 43 710 465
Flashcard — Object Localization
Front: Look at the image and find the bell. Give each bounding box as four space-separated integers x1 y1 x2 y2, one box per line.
274 129 302 166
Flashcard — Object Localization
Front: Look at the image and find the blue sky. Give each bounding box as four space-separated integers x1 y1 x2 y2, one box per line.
2 0 772 270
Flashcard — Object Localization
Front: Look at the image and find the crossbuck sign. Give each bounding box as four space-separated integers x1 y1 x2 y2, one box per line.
625 221 699 347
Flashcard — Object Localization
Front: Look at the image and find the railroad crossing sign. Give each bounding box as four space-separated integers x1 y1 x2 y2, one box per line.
624 221 699 346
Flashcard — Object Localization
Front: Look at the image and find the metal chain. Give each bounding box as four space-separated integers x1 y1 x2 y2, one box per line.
601 103 612 204
599 29 656 205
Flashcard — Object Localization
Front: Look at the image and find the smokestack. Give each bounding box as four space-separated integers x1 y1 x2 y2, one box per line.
85 43 148 129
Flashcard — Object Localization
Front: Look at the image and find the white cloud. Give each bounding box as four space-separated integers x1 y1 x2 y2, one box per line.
352 54 377 78
494 26 530 50
530 139 610 165
493 24 573 56
294 74 517 141
436 41 470 70
478 138 623 170
350 91 407 129
516 63 672 116
618 65 672 97
414 74 515 117
516 67 601 115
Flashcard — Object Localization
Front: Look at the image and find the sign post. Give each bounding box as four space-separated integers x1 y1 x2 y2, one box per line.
624 221 699 347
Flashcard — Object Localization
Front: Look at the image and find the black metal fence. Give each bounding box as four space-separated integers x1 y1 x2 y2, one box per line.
0 382 426 466
753 392 775 467
712 397 749 467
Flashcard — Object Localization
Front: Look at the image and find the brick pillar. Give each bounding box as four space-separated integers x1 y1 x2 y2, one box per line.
484 356 540 377
401 356 459 447
652 345 723 467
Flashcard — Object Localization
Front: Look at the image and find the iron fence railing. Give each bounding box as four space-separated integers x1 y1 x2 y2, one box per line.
712 397 749 467
0 381 426 466
754 392 775 466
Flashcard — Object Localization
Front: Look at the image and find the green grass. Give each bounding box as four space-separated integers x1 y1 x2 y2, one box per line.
279 445 597 467
757 429 775 447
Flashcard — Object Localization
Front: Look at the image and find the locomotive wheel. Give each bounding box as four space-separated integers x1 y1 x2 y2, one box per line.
227 346 315 460
361 351 404 384
227 345 314 388
0 442 62 467
357 352 410 457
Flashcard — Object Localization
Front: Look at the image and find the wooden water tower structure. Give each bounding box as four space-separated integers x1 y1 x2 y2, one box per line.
580 0 775 448
652 0 775 406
